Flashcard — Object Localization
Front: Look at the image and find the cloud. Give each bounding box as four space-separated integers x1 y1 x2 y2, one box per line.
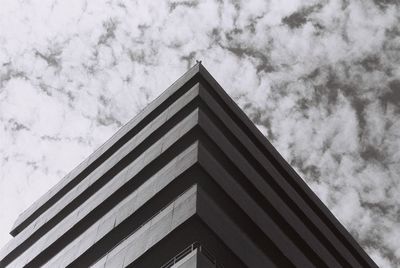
0 0 399 266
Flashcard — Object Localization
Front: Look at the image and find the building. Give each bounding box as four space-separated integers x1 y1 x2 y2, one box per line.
0 63 378 267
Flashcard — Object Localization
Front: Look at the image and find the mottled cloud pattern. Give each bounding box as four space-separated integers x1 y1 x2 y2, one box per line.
0 0 399 266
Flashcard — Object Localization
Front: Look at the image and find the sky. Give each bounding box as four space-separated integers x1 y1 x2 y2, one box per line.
0 0 399 267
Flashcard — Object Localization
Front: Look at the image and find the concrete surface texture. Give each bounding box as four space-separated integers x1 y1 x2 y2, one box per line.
0 64 378 267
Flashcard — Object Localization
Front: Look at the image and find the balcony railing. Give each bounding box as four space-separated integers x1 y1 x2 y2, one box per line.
160 242 225 268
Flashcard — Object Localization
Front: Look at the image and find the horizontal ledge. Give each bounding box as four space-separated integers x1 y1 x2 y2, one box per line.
11 64 202 236
2 111 201 267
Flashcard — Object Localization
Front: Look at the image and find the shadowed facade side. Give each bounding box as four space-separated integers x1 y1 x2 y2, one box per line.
0 63 378 268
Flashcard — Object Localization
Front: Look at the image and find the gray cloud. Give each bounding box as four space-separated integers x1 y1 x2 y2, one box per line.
0 0 399 266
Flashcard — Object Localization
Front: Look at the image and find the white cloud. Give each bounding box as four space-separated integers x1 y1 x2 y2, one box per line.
0 0 399 266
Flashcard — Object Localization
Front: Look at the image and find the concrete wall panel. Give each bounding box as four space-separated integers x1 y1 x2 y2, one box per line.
44 143 199 267
11 64 201 236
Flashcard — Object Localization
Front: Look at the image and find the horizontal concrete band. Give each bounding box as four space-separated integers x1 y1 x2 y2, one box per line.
181 79 372 268
46 135 301 268
90 184 199 268
32 115 340 267
15 134 282 268
50 155 256 268
124 218 246 268
197 65 377 268
197 85 361 268
9 125 308 268
89 183 274 268
11 64 203 236
7 63 376 268
0 85 202 264
1 104 296 268
3 110 202 267
3 86 369 268
45 144 201 267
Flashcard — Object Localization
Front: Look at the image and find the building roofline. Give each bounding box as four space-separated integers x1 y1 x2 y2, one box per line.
8 62 377 268
11 63 202 236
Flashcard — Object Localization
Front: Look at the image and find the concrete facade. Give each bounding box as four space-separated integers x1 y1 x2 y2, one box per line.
0 63 378 267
